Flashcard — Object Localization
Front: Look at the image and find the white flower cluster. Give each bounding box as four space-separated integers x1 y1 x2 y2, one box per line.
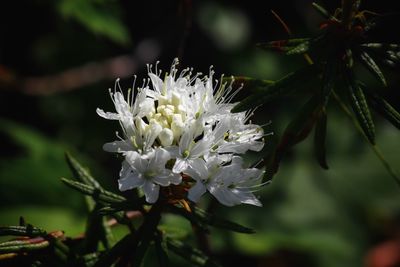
97 59 266 207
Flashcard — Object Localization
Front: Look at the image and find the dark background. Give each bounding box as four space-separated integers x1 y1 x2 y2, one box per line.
1 1 400 266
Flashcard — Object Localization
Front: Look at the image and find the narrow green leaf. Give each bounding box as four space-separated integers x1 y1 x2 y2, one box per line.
166 238 221 267
65 152 101 188
359 51 387 86
311 2 333 19
233 64 318 112
256 38 310 52
269 95 322 178
61 178 126 204
194 207 255 234
361 43 400 51
0 239 49 253
314 111 329 169
65 153 114 250
172 206 255 234
0 226 46 237
344 70 376 144
57 0 131 45
65 152 99 210
369 94 400 129
344 49 354 68
286 40 311 55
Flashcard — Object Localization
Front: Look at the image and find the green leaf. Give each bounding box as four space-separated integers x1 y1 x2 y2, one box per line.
61 178 126 204
361 43 400 51
256 38 310 52
166 238 221 267
369 94 400 130
344 70 376 144
233 64 318 112
344 49 354 68
314 111 329 169
311 2 333 19
0 225 46 237
359 51 387 86
286 40 311 55
58 0 131 45
269 95 322 178
0 239 50 253
172 206 255 234
65 152 99 210
65 154 115 251
65 152 101 189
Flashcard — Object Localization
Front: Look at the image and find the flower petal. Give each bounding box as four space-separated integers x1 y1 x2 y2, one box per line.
188 182 207 203
172 158 189 173
118 172 144 191
96 108 119 120
143 181 160 203
103 140 132 153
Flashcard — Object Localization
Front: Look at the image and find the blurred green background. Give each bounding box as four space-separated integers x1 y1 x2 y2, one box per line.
1 0 399 266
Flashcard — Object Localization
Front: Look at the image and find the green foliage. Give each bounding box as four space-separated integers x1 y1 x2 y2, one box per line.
57 0 131 45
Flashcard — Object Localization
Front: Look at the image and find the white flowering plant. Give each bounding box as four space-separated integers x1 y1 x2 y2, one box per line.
28 60 266 267
96 59 266 208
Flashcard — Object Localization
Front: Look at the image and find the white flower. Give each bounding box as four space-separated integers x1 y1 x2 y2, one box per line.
98 59 267 206
171 122 212 173
186 156 263 207
118 148 181 203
